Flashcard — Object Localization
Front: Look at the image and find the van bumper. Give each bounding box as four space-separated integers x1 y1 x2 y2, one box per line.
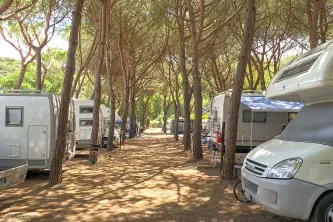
241 168 327 220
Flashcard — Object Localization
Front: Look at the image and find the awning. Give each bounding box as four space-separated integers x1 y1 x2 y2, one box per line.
241 96 303 112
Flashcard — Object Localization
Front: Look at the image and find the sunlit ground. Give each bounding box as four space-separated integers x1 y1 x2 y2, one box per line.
0 128 303 222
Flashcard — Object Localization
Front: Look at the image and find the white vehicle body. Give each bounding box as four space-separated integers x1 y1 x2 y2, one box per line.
100 105 121 147
0 90 75 172
266 39 333 104
73 99 104 148
242 41 333 221
206 90 302 154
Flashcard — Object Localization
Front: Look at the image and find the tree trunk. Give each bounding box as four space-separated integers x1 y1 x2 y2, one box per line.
91 0 107 144
75 74 85 98
129 78 136 138
222 0 256 179
48 0 84 186
35 47 42 90
120 84 129 144
71 70 82 97
106 18 115 150
108 89 116 150
14 62 27 89
259 69 266 90
173 102 179 141
162 96 168 133
41 66 48 88
187 7 203 159
178 17 191 151
307 0 320 49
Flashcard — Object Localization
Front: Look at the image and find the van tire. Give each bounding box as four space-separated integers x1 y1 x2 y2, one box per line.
311 191 333 222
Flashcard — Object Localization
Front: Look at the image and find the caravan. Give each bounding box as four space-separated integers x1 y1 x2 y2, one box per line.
73 99 104 148
100 105 121 147
0 90 76 171
206 90 303 157
242 41 333 221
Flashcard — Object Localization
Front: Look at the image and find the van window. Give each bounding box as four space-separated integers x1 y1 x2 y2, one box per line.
288 112 297 122
6 107 23 126
79 119 93 126
242 110 266 123
80 107 93 113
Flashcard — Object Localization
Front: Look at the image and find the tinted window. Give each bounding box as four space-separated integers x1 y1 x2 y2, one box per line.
80 107 93 113
243 110 266 123
6 107 23 126
79 119 93 126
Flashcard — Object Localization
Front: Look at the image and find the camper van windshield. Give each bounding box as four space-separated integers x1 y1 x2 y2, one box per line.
279 102 333 146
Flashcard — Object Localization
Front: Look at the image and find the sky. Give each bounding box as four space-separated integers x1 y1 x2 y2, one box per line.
0 36 69 60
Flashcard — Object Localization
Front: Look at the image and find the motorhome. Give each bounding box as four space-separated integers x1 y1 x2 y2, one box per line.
206 90 303 156
170 119 195 134
0 90 75 171
72 99 104 148
266 39 333 103
242 41 333 222
100 105 121 147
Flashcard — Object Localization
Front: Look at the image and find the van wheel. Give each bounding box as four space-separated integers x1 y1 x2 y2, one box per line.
311 192 333 222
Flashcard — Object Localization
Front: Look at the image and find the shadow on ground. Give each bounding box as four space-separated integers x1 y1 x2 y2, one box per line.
0 128 304 222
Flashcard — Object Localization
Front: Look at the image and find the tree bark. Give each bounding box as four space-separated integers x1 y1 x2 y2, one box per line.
186 0 203 160
0 0 14 16
222 0 256 179
71 70 83 97
91 0 107 144
75 74 85 98
106 16 115 150
307 0 321 49
14 62 27 89
108 89 116 150
120 84 129 144
162 95 168 133
41 66 48 88
48 0 84 186
129 82 136 138
173 102 179 141
105 1 118 149
35 47 42 90
177 11 191 151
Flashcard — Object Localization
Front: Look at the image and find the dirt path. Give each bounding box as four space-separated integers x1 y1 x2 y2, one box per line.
0 129 302 222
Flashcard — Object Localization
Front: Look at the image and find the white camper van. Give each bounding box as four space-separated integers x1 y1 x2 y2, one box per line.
100 105 121 147
0 90 76 171
242 41 333 222
73 99 104 148
206 90 302 157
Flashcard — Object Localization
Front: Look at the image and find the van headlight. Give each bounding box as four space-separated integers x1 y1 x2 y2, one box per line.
267 158 302 179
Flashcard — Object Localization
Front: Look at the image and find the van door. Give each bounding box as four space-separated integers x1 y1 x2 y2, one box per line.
28 125 47 167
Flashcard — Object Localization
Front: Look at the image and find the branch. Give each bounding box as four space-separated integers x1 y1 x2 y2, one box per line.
200 0 245 43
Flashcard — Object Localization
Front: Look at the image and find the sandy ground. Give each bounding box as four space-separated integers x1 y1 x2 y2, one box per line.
0 128 305 222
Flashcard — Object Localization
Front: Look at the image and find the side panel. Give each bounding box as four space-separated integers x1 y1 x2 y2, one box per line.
236 105 290 147
0 95 50 169
28 126 47 162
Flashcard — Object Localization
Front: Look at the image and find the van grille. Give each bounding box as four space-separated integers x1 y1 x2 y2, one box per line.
244 159 267 176
243 177 258 194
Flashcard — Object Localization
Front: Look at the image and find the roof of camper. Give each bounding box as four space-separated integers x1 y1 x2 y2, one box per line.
241 95 303 112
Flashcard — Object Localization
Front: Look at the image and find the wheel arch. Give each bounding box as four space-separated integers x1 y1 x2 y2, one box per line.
309 189 333 220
